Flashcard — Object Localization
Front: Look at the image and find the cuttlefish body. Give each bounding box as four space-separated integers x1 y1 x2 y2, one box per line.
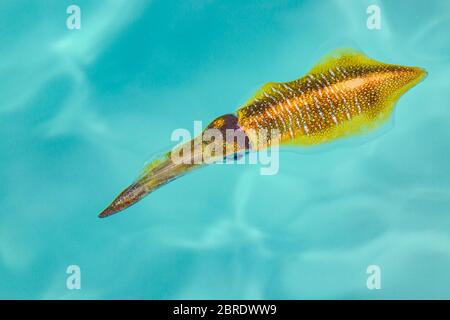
99 49 426 218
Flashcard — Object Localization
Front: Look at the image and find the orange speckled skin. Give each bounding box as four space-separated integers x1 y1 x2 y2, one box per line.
237 50 426 148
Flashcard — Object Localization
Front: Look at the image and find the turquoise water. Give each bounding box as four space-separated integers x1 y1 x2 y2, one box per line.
1 0 450 299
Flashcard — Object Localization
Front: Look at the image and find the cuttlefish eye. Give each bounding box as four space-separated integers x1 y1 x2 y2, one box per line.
205 114 251 151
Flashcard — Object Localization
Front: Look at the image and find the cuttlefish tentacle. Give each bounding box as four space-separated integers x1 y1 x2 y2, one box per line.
99 114 250 218
99 48 427 218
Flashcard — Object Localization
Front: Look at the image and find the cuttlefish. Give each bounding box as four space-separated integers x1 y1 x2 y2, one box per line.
99 49 426 218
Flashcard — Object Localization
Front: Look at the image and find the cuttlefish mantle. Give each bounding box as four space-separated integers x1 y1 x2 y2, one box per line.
99 48 427 218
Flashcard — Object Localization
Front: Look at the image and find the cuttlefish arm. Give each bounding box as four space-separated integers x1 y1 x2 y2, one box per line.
99 114 250 218
99 48 426 218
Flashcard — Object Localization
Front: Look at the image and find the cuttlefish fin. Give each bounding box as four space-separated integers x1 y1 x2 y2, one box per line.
238 82 278 109
307 48 383 74
239 49 381 111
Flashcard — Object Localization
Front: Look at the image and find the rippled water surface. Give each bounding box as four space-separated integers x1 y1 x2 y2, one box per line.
1 0 450 299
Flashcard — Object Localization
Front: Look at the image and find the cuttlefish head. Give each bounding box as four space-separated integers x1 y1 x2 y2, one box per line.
99 114 250 218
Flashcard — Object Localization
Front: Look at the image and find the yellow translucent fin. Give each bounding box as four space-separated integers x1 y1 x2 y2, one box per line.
238 81 281 110
308 48 385 75
238 49 384 111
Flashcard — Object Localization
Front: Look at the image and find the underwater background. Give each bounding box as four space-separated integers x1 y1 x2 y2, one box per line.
1 0 450 299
